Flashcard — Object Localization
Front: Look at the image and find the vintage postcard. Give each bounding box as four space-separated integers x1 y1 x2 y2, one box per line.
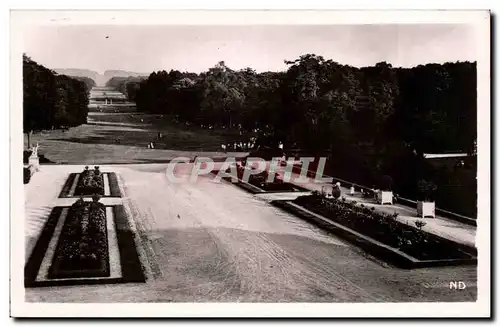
10 10 491 318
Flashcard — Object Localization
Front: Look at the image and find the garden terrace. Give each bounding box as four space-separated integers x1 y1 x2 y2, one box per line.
272 192 476 269
25 164 477 302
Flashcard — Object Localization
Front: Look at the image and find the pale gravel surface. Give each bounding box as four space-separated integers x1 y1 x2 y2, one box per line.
24 164 477 303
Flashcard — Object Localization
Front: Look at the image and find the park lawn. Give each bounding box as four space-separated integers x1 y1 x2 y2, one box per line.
89 112 257 140
23 112 249 164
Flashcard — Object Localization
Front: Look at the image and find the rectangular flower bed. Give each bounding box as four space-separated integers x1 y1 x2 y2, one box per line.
48 197 110 279
212 168 310 194
59 167 121 198
25 200 145 287
272 192 476 268
74 166 105 196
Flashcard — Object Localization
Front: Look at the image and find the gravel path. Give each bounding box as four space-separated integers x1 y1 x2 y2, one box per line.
25 164 477 303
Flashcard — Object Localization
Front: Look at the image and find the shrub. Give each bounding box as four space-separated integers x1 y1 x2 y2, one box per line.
23 167 31 184
291 194 473 261
417 180 438 202
415 220 427 230
311 190 322 198
379 175 394 191
332 186 341 199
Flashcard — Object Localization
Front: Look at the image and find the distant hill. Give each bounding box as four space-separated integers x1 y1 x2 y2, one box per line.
104 70 148 78
54 68 100 80
101 70 148 86
53 68 148 86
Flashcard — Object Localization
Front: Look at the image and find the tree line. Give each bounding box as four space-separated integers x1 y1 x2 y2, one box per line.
114 54 477 216
23 54 92 135
105 76 144 101
115 54 476 156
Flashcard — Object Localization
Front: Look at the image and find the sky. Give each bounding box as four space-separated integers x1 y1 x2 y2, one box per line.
22 24 478 74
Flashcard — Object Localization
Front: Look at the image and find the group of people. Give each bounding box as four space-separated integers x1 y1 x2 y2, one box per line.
221 137 258 152
146 132 164 149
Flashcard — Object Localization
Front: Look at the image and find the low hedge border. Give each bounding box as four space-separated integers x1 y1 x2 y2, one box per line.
272 200 477 269
25 205 146 287
58 173 77 198
25 207 62 287
108 172 122 197
113 205 146 283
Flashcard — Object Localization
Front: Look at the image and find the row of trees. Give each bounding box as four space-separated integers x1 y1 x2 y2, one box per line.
73 76 96 92
115 55 475 156
23 54 92 136
105 76 144 102
108 55 477 215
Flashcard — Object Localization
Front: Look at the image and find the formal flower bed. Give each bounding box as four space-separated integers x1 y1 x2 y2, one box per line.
75 166 105 196
48 195 110 279
216 165 309 193
293 191 470 261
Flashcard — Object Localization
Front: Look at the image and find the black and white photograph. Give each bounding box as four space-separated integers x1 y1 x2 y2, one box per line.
10 10 491 318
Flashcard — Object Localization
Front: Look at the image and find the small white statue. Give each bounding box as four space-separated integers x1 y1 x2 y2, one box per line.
30 143 39 158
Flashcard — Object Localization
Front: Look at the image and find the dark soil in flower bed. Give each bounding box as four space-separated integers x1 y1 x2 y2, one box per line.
279 193 476 267
48 198 110 279
74 166 105 196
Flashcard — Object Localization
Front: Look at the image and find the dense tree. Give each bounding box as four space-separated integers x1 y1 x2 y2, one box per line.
23 54 90 144
131 55 476 160
72 76 96 92
106 76 144 102
127 55 477 215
